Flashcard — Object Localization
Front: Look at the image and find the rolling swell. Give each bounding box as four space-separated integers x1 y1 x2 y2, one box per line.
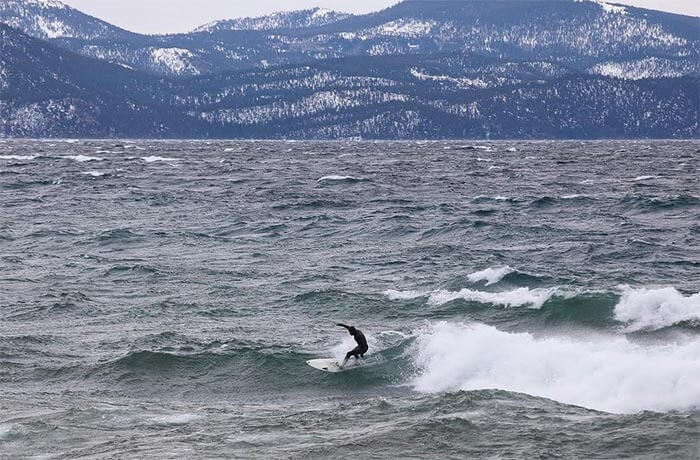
33 336 419 396
620 193 700 211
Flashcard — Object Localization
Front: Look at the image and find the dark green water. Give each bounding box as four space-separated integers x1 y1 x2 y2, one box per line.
1 140 699 458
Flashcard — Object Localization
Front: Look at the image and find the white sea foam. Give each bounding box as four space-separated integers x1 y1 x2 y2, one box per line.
428 287 558 309
384 283 562 309
62 155 104 162
614 286 700 332
412 321 700 413
0 155 38 160
142 156 179 163
383 289 428 300
473 195 512 201
82 171 106 177
467 266 514 286
631 175 657 182
317 175 363 182
379 330 410 338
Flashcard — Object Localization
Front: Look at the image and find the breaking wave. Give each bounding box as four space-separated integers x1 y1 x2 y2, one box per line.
427 287 563 309
412 322 700 413
466 266 515 286
614 286 700 332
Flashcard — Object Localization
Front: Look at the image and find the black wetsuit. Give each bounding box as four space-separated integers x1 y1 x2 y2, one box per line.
338 324 368 361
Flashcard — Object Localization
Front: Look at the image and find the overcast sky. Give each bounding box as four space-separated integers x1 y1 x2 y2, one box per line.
60 0 699 34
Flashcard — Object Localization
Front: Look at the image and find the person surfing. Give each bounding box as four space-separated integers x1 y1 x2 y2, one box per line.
337 323 368 367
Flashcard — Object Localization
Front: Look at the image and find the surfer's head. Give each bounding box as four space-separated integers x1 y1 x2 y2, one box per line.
348 326 356 334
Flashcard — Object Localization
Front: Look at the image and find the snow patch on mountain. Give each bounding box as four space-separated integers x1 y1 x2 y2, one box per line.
410 68 491 89
595 1 627 15
575 0 627 15
202 88 410 125
35 15 71 38
589 57 697 79
150 48 199 75
0 66 8 91
373 19 438 37
22 0 67 9
312 8 332 19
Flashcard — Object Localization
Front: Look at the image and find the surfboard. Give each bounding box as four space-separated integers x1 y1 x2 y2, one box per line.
306 358 359 373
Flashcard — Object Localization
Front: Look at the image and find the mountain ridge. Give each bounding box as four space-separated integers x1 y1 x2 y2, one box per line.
2 0 697 76
0 0 697 139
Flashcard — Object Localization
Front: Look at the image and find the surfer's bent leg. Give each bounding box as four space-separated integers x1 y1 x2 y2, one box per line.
344 346 361 363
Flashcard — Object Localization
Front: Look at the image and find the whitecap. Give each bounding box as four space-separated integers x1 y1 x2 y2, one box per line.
0 155 38 160
428 287 559 309
82 171 107 177
142 156 179 163
472 195 515 202
467 266 514 286
62 155 104 162
631 175 657 182
317 175 363 182
383 289 428 300
614 286 700 332
412 321 700 413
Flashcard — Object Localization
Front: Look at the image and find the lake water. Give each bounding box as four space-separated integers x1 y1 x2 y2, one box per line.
1 140 699 458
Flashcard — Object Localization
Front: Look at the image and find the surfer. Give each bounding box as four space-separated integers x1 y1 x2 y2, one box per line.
337 323 368 366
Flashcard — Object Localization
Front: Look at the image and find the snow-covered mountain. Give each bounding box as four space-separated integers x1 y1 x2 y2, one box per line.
0 0 698 138
0 24 199 137
1 0 697 78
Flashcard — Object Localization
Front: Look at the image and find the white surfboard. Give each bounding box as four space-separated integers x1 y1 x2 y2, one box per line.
306 358 360 373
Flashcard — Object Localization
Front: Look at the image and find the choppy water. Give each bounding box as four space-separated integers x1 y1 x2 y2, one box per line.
1 139 699 459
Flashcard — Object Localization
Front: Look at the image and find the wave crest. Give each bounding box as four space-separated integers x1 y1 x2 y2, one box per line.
614 286 700 332
428 287 561 309
467 266 515 286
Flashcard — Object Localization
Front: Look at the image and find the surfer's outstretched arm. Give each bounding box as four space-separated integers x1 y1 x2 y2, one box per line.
336 323 351 330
